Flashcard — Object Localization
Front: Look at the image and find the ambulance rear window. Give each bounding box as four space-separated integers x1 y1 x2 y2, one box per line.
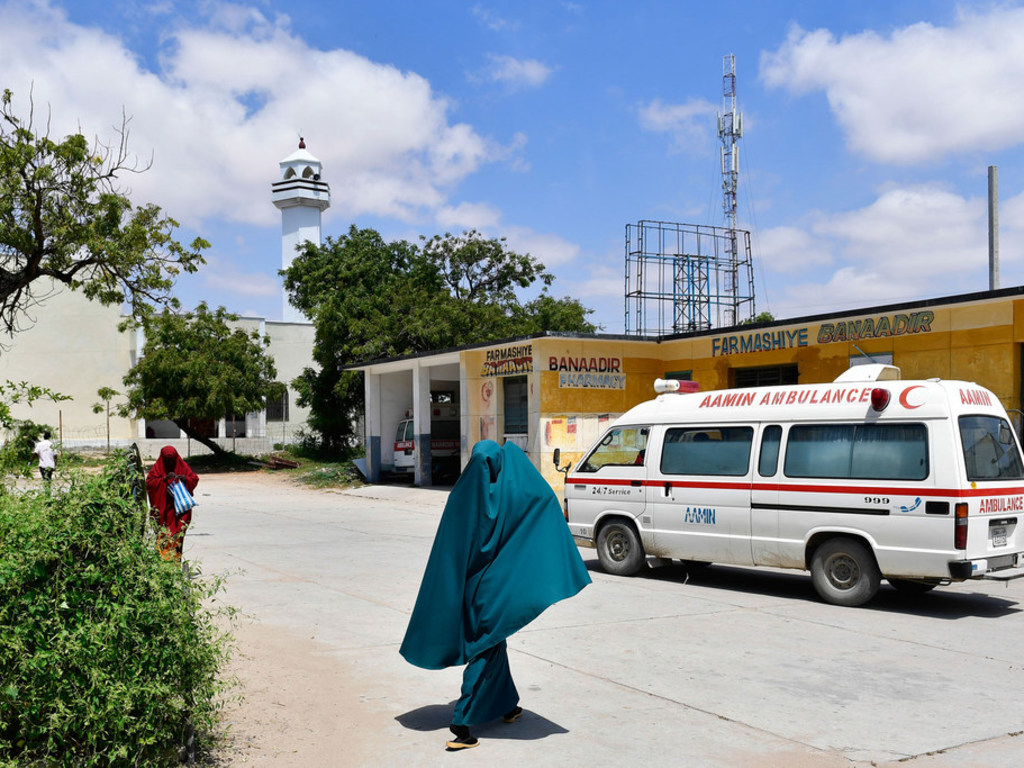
959 415 1024 481
785 423 928 481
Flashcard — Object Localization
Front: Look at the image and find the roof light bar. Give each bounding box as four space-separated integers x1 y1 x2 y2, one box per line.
654 379 700 394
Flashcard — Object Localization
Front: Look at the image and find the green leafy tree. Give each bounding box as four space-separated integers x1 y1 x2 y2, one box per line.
740 311 776 326
0 419 56 478
283 226 597 451
91 386 121 455
0 88 207 335
0 380 68 430
121 303 277 455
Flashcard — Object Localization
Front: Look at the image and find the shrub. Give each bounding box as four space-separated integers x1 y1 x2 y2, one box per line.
0 453 233 766
0 420 56 477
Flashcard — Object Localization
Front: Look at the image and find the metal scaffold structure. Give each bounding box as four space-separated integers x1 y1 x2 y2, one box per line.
625 220 753 335
625 53 756 336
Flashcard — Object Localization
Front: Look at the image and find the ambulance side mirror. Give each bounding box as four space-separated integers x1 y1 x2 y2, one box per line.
1000 423 1014 445
553 448 572 477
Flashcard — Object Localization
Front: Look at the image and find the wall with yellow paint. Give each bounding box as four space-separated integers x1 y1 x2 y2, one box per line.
453 292 1024 489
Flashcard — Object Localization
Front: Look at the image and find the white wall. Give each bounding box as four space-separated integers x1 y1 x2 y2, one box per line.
1 282 136 444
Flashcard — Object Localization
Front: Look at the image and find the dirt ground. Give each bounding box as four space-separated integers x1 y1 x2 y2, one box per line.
210 619 375 766
195 470 381 767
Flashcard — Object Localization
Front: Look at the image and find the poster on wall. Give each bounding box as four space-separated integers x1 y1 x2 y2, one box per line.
482 344 533 376
548 355 626 389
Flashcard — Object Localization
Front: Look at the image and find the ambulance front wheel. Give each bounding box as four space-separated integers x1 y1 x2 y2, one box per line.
596 520 645 576
810 537 881 607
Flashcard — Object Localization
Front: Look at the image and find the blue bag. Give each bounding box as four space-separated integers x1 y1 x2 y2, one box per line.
169 479 197 517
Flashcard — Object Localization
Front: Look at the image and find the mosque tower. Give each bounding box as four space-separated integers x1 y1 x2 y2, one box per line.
272 138 330 322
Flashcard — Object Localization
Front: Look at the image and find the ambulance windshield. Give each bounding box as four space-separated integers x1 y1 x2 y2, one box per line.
959 415 1024 481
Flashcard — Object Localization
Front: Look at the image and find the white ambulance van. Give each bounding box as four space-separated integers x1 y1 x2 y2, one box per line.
561 365 1024 606
393 404 460 482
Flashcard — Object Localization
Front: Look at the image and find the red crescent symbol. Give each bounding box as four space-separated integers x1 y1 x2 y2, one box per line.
899 385 924 409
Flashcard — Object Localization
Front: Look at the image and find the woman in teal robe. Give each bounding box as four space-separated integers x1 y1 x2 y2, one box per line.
400 440 591 750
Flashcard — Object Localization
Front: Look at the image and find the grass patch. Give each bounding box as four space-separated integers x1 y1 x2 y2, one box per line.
173 448 366 489
295 461 365 489
258 447 365 489
185 452 261 474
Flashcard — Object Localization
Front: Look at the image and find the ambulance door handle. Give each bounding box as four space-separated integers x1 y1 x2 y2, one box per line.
663 482 672 497
630 480 642 487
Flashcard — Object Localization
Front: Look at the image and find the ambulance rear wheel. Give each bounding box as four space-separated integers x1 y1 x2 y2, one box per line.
810 537 881 606
596 520 645 576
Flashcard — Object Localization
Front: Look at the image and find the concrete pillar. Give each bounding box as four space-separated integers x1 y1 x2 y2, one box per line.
413 364 432 486
364 371 382 483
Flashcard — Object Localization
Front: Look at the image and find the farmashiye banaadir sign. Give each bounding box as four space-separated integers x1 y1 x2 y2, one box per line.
711 310 935 357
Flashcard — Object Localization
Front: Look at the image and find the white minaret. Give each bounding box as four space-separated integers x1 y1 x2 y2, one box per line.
272 138 330 322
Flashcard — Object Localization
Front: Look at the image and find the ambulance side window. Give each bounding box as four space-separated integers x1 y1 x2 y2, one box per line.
758 425 782 477
578 427 650 472
660 426 753 476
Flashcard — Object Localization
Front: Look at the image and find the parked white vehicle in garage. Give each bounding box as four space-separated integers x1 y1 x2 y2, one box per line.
560 364 1024 606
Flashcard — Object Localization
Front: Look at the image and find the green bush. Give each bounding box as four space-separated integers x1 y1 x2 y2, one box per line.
0 420 56 477
0 454 233 766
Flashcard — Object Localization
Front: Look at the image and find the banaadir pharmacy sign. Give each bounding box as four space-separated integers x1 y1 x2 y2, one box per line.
711 310 935 357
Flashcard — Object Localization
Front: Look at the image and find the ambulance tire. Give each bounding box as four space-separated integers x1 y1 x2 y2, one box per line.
596 520 645 576
810 537 881 607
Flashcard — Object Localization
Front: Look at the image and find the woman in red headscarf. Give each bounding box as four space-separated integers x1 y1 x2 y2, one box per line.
146 446 199 561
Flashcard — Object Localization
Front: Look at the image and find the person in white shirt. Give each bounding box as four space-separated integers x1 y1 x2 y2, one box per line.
33 430 56 481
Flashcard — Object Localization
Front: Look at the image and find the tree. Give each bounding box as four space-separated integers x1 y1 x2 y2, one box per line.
0 88 207 335
740 311 776 326
0 380 69 430
121 304 277 455
283 226 597 451
91 386 121 455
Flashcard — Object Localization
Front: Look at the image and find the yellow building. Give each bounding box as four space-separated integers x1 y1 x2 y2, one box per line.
354 286 1024 488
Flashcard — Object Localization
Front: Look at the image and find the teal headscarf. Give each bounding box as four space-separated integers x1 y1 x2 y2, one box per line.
400 440 591 670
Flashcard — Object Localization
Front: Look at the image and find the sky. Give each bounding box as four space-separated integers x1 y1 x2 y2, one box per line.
3 0 1024 334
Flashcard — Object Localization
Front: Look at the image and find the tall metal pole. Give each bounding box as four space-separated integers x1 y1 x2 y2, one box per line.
989 165 999 291
719 54 742 324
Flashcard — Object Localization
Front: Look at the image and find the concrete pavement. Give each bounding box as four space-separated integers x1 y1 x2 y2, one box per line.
186 473 1024 767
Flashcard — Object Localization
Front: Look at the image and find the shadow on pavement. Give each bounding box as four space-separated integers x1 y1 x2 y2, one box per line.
395 702 569 742
582 556 1023 619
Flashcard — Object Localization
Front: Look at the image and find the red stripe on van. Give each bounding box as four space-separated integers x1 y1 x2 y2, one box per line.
571 478 1024 499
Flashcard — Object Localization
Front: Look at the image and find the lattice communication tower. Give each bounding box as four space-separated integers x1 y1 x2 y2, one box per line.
625 54 755 335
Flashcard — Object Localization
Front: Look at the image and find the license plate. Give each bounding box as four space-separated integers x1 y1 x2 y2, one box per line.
992 526 1007 547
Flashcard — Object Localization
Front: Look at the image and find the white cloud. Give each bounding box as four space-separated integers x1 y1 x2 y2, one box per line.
482 54 554 89
760 8 1024 164
199 255 282 298
472 5 518 32
760 183 996 318
637 98 717 154
573 263 623 299
503 227 580 268
436 201 502 230
0 1 496 230
756 225 832 274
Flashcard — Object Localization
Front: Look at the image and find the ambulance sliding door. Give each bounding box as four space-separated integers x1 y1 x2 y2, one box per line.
650 425 754 565
750 425 796 568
